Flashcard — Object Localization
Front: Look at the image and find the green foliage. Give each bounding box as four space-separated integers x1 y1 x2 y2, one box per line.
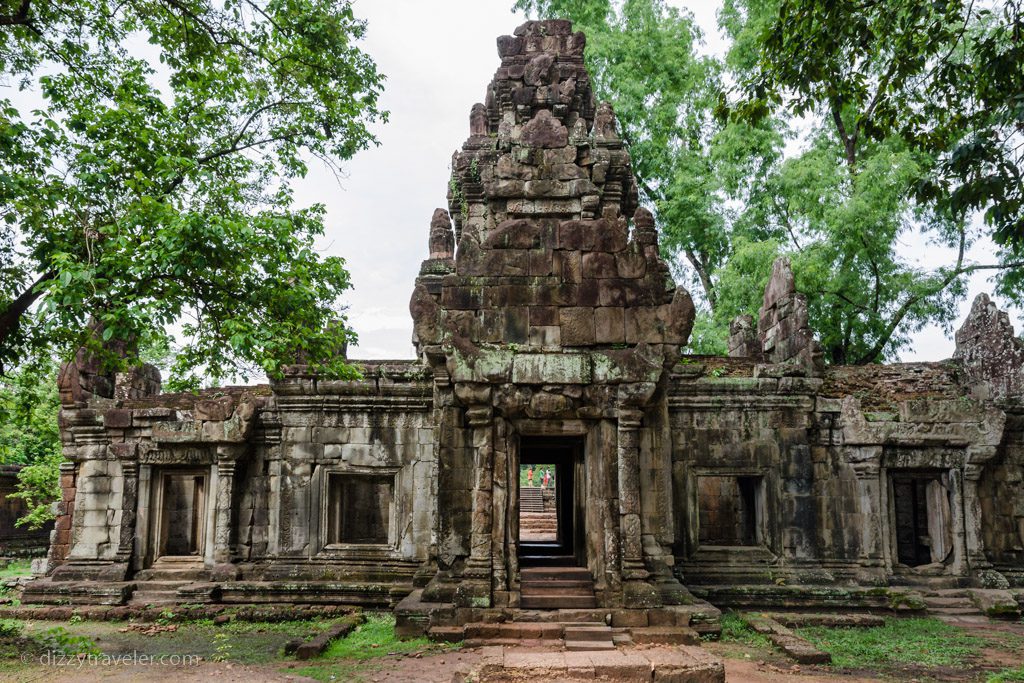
743 0 1024 252
0 620 23 639
0 358 61 529
0 560 31 581
797 617 983 669
519 0 1024 363
0 0 386 383
34 626 101 656
0 357 59 466
725 0 1024 362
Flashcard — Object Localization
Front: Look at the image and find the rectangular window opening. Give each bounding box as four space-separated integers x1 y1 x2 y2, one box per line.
327 473 393 546
697 475 764 547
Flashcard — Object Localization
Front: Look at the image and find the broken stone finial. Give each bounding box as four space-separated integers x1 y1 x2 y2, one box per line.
954 293 1024 400
593 101 619 141
762 257 797 312
757 257 824 374
633 207 658 247
728 314 761 359
428 208 455 260
469 103 488 137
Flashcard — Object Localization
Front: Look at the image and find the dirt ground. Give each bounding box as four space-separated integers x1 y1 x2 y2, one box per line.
1 616 1022 682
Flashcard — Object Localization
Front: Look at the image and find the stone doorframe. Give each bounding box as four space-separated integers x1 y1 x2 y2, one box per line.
840 395 1006 581
133 444 246 573
505 420 596 600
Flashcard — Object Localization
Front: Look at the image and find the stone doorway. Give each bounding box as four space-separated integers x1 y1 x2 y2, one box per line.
149 469 208 564
891 470 954 568
517 437 584 566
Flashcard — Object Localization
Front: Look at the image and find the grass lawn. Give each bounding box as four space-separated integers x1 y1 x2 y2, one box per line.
293 612 460 682
0 560 32 581
797 617 985 669
717 611 772 650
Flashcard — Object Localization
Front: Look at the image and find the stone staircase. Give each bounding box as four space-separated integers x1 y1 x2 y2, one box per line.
921 589 984 619
520 487 545 512
521 566 597 609
519 512 557 540
129 580 191 606
129 559 211 606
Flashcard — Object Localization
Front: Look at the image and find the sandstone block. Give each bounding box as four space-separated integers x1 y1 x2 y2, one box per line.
560 307 596 345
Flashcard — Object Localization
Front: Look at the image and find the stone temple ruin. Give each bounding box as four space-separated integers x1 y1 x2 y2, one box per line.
24 20 1024 636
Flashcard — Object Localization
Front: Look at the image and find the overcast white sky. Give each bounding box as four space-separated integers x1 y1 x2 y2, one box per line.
295 0 1021 362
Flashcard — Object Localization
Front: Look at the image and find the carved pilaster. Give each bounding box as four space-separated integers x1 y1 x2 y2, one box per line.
213 445 244 570
962 459 993 570
850 455 885 567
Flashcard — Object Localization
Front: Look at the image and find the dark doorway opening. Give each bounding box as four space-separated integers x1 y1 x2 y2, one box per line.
892 470 953 567
518 437 583 567
155 470 207 559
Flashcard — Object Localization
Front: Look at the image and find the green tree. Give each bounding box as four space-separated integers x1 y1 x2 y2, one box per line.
0 357 61 528
0 0 386 383
723 0 1024 363
519 0 1024 363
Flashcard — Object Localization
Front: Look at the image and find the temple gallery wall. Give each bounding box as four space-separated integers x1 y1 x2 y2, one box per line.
25 20 1024 630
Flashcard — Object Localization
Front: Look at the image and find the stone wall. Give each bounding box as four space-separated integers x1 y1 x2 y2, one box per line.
0 466 53 556
32 19 1024 614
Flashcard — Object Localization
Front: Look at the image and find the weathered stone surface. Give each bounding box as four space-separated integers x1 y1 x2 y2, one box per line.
954 293 1024 400
519 109 568 148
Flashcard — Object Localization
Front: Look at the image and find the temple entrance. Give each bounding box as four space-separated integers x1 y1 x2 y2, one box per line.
891 470 953 567
517 437 583 566
517 437 595 608
150 469 208 563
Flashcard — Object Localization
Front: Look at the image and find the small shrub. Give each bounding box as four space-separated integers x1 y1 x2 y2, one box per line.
0 619 23 638
35 626 100 656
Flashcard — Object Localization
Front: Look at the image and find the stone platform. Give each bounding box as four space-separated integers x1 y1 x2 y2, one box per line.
471 644 725 682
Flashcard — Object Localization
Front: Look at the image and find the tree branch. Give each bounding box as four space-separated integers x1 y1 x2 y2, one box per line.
0 270 55 352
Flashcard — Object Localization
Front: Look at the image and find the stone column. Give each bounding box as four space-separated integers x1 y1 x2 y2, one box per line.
850 456 887 576
617 407 658 606
213 445 244 576
962 461 993 570
114 450 138 565
460 405 494 606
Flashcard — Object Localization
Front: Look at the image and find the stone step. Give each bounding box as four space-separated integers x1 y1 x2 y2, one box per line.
563 625 613 642
134 568 211 582
522 586 596 598
521 595 597 609
923 597 974 608
929 607 982 615
565 639 615 651
464 622 564 640
629 626 700 645
521 567 592 581
521 579 593 590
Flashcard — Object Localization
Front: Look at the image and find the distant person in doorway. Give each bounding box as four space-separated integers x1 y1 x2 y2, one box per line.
542 468 551 488
527 467 534 487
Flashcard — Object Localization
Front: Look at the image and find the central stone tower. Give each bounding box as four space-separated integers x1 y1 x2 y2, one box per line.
409 19 696 612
